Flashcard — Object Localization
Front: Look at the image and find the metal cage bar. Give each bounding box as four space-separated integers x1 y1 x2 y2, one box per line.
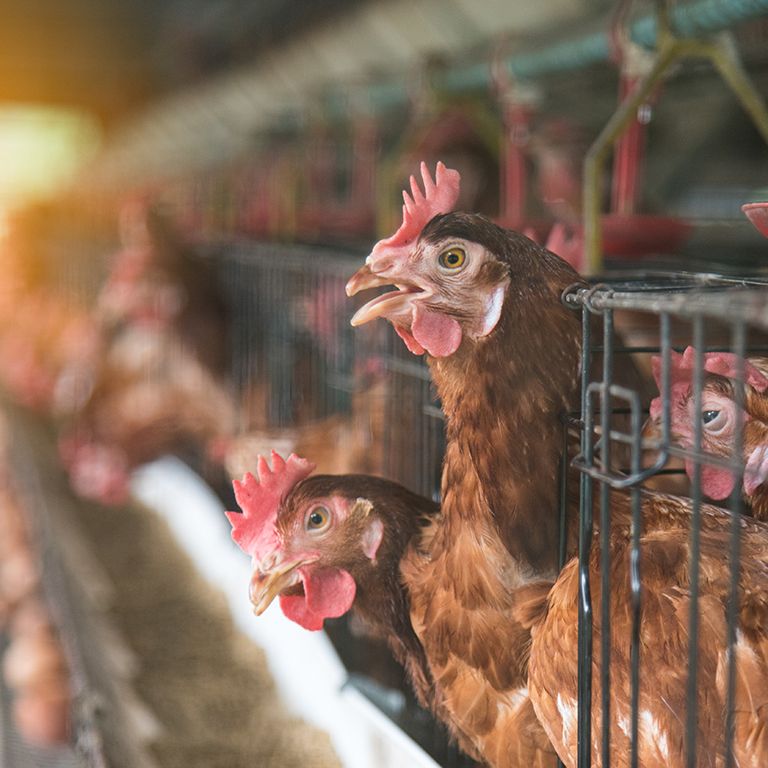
569 276 768 768
202 248 768 768
724 318 746 768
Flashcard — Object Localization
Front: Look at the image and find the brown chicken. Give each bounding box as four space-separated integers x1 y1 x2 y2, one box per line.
347 161 578 766
346 162 768 767
60 205 235 505
646 346 768 519
522 489 768 768
224 452 440 713
60 329 235 504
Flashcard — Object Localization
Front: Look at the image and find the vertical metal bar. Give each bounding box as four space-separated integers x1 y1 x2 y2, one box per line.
628 311 670 767
578 306 594 768
559 416 570 571
659 314 672 454
382 336 394 482
724 320 746 768
424 380 431 497
685 316 705 768
599 310 614 767
317 269 325 420
253 256 262 428
242 256 251 430
628 427 642 768
282 264 292 425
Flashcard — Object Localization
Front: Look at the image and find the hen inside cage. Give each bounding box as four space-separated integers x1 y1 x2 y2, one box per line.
563 275 768 768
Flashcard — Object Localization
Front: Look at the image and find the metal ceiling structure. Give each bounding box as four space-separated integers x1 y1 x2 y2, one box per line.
80 0 605 187
2 0 766 194
0 0 362 127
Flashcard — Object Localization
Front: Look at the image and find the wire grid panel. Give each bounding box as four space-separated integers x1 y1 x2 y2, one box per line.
212 242 465 765
565 274 768 768
218 243 357 429
214 241 447 495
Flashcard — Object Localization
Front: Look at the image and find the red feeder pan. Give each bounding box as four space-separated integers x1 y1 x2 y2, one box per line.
742 202 768 238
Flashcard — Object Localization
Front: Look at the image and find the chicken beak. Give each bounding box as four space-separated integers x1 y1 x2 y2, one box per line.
641 413 663 444
350 290 424 328
345 264 389 297
249 558 309 616
346 264 426 328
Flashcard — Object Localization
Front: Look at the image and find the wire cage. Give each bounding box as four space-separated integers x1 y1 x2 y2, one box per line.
213 244 768 767
212 239 446 496
209 240 464 765
564 273 768 768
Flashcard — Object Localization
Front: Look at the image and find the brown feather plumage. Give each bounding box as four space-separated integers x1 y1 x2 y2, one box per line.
280 474 440 709
528 489 768 768
350 203 768 767
384 213 583 767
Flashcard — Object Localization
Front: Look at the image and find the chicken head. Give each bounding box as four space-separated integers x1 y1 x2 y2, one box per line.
346 162 515 357
647 347 768 504
226 453 431 632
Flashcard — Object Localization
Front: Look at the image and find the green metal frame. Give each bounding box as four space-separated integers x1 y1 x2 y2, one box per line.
582 4 768 274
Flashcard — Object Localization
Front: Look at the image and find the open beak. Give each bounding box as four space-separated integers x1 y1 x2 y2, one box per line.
345 263 384 297
345 264 426 328
249 557 315 616
641 414 661 443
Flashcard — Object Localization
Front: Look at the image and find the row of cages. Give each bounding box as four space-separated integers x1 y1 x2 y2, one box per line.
212 244 768 766
567 277 768 768
4 194 768 766
215 242 445 500
98 27 768 275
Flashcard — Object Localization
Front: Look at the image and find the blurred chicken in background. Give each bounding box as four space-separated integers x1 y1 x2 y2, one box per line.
223 366 389 480
57 202 236 504
0 205 100 413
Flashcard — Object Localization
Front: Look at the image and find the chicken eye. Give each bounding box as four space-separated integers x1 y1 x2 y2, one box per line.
306 506 330 531
702 409 726 431
438 247 466 271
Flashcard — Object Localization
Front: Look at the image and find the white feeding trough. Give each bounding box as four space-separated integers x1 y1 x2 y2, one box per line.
131 456 441 768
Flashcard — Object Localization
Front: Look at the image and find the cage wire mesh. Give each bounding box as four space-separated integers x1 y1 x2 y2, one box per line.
214 244 768 767
211 241 464 765
564 273 768 768
214 240 445 496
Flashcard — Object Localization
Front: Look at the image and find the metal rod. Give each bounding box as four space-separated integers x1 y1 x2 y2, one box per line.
583 39 692 273
563 286 768 330
724 320 746 768
629 397 643 768
577 306 595 768
708 34 768 145
559 415 570 571
685 317 705 768
430 0 768 94
599 310 614 767
580 7 768 275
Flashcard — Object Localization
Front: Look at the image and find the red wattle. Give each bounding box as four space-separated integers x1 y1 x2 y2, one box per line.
279 567 356 631
394 325 425 355
411 305 462 358
687 459 735 501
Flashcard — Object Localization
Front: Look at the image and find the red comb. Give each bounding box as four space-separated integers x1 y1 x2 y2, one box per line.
701 351 768 392
225 451 315 558
742 202 768 238
651 347 768 393
372 162 460 255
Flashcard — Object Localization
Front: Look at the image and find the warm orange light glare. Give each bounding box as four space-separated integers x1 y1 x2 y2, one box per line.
0 105 101 210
